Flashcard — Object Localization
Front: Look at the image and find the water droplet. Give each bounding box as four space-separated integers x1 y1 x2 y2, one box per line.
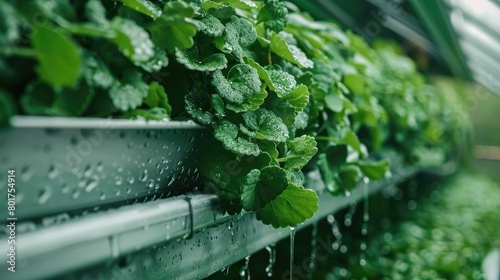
20 166 33 182
221 266 230 275
99 193 106 201
127 176 135 184
83 164 92 177
38 186 52 205
61 184 70 194
85 177 99 193
48 165 59 180
72 190 80 199
147 179 155 188
139 170 148 182
96 161 104 172
239 255 251 280
265 244 276 277
307 223 318 275
167 175 176 187
115 176 123 186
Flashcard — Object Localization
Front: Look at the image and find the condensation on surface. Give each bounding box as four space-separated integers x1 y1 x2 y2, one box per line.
0 126 210 221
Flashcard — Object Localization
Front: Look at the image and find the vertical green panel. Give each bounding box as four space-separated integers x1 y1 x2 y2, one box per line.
410 0 472 80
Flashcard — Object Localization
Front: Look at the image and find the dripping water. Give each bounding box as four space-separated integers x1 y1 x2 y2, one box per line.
290 227 296 279
360 178 370 266
344 201 357 227
265 244 276 277
327 215 342 251
307 223 318 280
239 255 251 280
220 266 230 275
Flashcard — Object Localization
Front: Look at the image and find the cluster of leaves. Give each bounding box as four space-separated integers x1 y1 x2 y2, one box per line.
0 0 467 228
327 174 500 279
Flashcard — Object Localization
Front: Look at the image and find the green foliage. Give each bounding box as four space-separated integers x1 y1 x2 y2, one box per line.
329 174 500 279
0 0 468 229
256 183 319 228
241 166 288 211
115 0 162 19
212 64 261 104
31 26 82 87
257 0 288 33
149 1 197 53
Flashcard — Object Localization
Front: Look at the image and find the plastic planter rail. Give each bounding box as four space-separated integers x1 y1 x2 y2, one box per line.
0 117 208 220
0 162 415 280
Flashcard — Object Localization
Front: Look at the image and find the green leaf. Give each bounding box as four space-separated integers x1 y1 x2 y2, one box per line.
341 130 361 153
318 156 342 194
83 56 115 89
256 183 319 228
21 81 94 116
263 92 296 126
339 165 362 191
85 0 108 27
0 1 20 45
144 81 171 116
244 57 274 90
34 0 76 22
283 135 318 170
257 0 288 33
256 140 279 165
197 14 225 37
242 108 289 142
115 0 162 19
123 108 169 120
149 1 197 53
31 26 82 87
204 2 236 19
210 0 257 10
215 16 256 62
284 84 309 113
358 159 390 180
241 166 288 211
265 67 296 96
343 74 366 94
269 32 313 68
136 46 169 72
212 64 261 104
325 92 343 112
185 91 215 125
214 120 260 156
175 47 227 71
109 17 156 68
211 94 225 120
199 143 244 214
109 71 148 111
226 85 267 113
0 89 14 127
286 170 305 186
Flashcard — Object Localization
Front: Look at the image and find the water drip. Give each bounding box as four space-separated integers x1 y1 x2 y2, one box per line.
265 244 276 277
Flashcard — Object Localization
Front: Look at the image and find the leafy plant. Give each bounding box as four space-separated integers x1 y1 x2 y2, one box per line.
0 0 467 228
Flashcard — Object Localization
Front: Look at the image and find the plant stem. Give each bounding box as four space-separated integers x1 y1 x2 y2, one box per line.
0 47 37 58
315 136 339 142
